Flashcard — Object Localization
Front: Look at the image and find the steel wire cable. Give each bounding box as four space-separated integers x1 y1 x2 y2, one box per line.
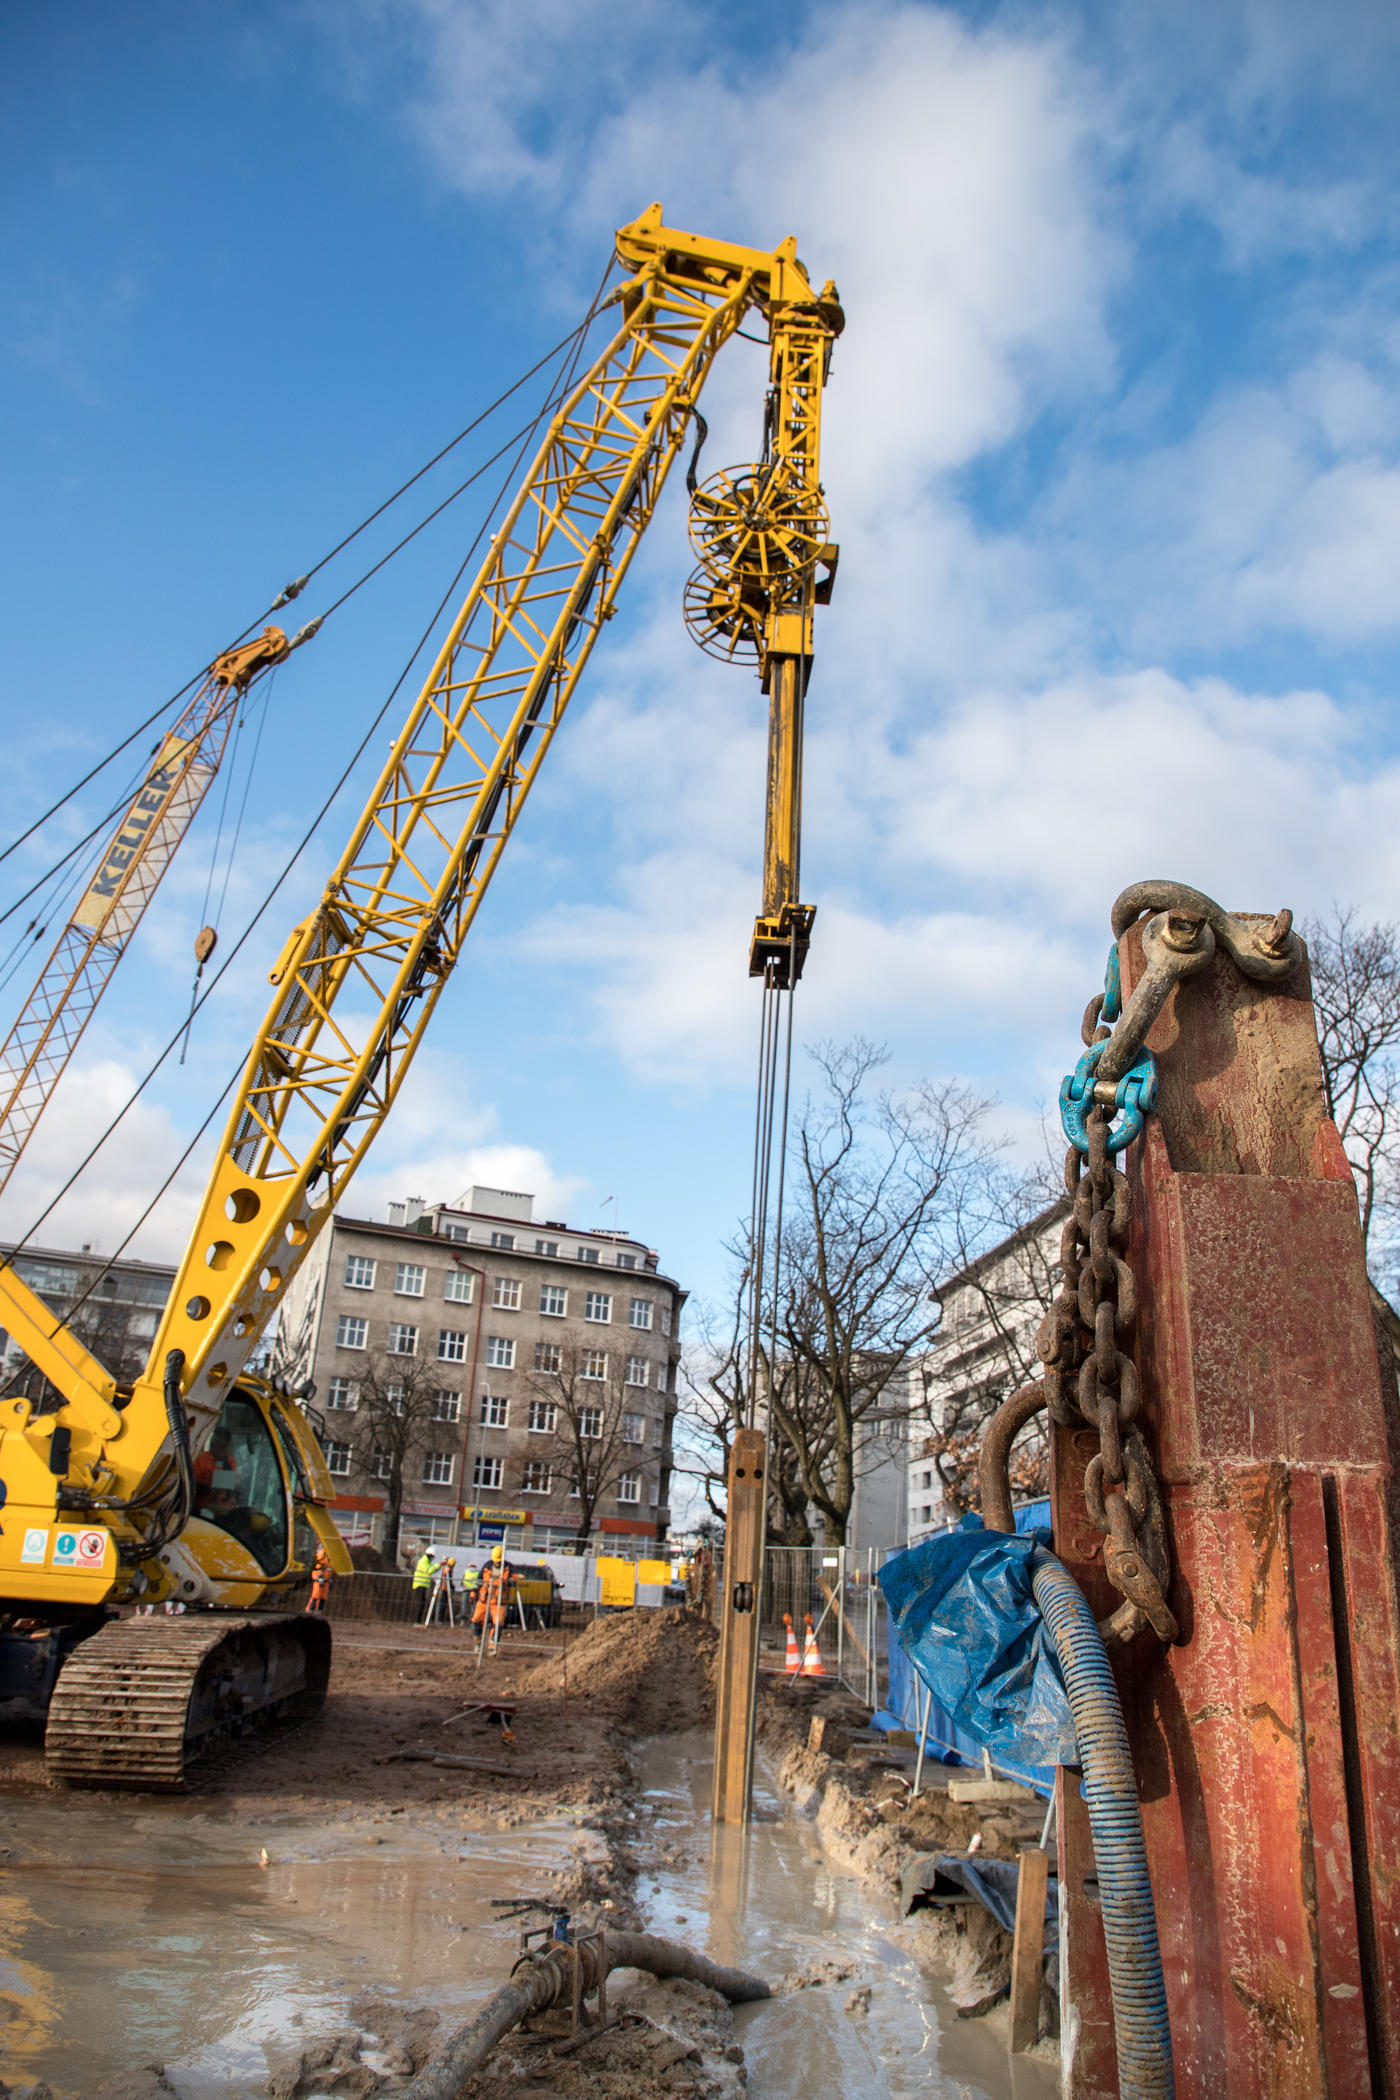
0 697 240 938
0 313 600 874
7 279 616 1329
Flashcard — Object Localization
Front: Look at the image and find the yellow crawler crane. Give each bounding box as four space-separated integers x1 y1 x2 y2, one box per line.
0 205 840 1789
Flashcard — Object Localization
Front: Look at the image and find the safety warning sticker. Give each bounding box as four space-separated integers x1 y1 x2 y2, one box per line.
52 1529 108 1572
21 1527 48 1565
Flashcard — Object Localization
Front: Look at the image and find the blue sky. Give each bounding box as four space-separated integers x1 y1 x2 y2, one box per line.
4 0 1400 1322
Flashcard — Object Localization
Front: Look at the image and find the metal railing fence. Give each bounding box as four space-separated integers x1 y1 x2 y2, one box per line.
698 1544 896 1711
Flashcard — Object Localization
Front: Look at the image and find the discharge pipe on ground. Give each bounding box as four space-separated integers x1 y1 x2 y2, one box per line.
400 1929 770 2100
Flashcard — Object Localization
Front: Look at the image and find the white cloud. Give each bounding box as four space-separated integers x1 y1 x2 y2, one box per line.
0 1059 205 1265
1044 341 1400 649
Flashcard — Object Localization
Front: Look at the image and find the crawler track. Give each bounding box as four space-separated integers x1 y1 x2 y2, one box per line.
45 1612 331 1791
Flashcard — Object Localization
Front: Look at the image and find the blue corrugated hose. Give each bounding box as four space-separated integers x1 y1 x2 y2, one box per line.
1031 1550 1175 2099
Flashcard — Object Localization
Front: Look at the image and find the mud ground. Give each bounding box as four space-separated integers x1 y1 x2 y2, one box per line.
0 1610 1058 2097
0 1612 683 1824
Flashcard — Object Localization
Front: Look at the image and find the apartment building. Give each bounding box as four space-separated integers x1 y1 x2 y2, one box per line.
0 1239 176 1402
906 1199 1067 1546
277 1186 685 1557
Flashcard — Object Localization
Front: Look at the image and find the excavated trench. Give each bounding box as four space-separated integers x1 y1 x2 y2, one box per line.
632 1733 1056 2100
2 1733 1055 2100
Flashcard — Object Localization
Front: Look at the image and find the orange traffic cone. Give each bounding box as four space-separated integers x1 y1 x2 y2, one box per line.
783 1613 802 1675
801 1614 825 1677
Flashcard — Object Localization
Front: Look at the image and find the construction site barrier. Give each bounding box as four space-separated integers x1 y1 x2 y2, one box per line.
702 1545 899 1710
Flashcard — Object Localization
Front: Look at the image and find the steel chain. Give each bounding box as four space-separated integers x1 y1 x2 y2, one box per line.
979 883 1302 1647
1037 988 1180 1648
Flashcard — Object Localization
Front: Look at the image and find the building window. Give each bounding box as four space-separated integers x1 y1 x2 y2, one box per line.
490 1231 516 1250
394 1262 426 1297
622 1412 644 1445
578 1406 603 1440
535 1238 558 1257
528 1399 557 1434
473 1455 503 1490
442 1222 470 1243
422 1452 455 1487
532 1341 561 1374
629 1297 652 1330
387 1322 419 1356
485 1335 515 1369
492 1276 521 1310
336 1314 367 1350
324 1439 352 1477
431 1389 461 1423
444 1268 475 1303
617 1471 640 1504
344 1255 376 1291
371 1448 392 1481
575 1246 599 1264
326 1376 358 1412
384 1382 406 1415
480 1392 508 1427
521 1460 552 1494
652 1417 665 1449
580 1349 606 1381
616 1252 637 1270
661 1305 673 1337
438 1328 467 1361
539 1285 566 1318
625 1355 649 1387
584 1291 611 1323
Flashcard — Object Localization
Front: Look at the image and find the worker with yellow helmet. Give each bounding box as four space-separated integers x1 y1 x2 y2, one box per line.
472 1543 516 1645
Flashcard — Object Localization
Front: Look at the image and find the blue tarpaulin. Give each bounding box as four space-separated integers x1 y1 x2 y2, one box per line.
877 1503 1069 1796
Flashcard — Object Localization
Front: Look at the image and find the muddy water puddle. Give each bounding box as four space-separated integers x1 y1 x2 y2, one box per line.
633 1732 1058 2100
3 1741 1057 2099
0 1794 595 2094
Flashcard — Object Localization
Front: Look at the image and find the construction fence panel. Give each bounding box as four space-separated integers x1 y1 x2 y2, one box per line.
756 1546 897 1710
248 1550 689 1626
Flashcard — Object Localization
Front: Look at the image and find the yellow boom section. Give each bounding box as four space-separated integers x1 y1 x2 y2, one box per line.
129 209 836 1462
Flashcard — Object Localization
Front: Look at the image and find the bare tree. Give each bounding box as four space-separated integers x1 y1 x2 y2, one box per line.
676 1252 817 1544
1306 908 1400 1276
342 1348 462 1555
768 1039 1001 1545
522 1342 639 1543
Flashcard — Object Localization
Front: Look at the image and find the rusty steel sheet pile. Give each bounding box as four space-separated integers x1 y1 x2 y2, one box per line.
1045 889 1400 2099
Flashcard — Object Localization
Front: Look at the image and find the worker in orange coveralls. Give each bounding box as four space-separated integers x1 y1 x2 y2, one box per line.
472 1544 515 1646
307 1544 332 1614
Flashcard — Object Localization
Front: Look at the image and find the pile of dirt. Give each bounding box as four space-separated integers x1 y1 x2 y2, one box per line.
524 1608 717 1736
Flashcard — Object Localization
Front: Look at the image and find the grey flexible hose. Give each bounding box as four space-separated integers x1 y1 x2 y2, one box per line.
1032 1549 1174 2099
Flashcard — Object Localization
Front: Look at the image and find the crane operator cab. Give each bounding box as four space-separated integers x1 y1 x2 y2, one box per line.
191 1394 288 1574
161 1382 336 1606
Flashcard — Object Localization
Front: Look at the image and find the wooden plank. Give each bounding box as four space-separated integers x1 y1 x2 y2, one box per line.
1010 1846 1049 2054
